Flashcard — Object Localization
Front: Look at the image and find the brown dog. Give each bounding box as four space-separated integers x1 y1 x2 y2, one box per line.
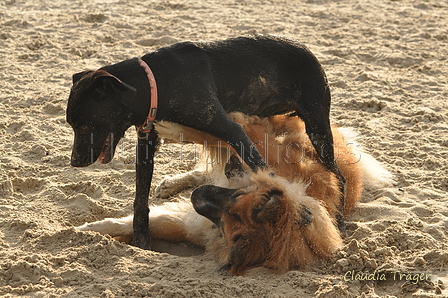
76 114 392 274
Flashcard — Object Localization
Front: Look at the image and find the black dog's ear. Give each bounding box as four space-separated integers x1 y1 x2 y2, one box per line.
225 155 246 179
72 70 94 84
103 75 137 93
72 70 136 94
74 70 137 102
191 185 238 226
90 71 137 93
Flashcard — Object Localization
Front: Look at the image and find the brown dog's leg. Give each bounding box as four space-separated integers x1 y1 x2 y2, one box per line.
133 130 158 249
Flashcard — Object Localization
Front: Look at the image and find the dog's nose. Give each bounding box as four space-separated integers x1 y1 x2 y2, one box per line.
191 185 239 226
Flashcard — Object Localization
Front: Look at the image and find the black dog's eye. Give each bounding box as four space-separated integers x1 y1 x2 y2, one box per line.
81 125 89 130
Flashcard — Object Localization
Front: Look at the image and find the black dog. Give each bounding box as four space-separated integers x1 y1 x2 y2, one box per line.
66 34 345 249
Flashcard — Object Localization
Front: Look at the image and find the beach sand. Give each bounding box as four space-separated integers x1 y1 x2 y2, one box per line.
0 0 447 297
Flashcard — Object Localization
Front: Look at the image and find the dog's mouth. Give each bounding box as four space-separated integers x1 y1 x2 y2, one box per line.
98 133 114 164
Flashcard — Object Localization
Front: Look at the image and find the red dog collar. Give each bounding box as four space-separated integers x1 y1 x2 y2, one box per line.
136 58 158 133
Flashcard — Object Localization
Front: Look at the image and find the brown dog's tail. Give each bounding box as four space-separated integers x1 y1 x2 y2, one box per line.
337 127 394 190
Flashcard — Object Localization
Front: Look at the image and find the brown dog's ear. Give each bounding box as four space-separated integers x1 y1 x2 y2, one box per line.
226 233 270 275
297 204 314 228
227 235 248 274
255 189 283 223
225 155 246 179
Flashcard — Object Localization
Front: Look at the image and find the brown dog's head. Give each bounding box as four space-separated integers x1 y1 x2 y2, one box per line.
66 69 138 167
191 171 342 275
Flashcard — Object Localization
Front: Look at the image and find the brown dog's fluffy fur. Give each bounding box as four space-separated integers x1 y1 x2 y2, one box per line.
223 113 363 217
76 113 392 274
205 173 345 274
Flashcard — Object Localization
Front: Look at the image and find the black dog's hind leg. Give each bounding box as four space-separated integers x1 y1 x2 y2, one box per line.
299 112 347 235
309 128 346 234
133 130 158 249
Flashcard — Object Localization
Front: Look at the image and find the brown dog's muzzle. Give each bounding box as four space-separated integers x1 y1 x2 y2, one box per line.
191 185 239 226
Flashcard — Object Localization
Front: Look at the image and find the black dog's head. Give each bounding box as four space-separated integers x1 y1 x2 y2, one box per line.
66 70 137 167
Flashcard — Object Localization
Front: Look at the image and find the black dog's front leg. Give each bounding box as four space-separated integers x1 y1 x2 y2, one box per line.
133 130 158 249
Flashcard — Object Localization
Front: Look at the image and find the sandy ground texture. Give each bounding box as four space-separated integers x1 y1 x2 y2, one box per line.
1 0 448 297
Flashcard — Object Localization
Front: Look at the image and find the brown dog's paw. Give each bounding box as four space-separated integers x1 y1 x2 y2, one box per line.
154 176 179 199
155 170 208 199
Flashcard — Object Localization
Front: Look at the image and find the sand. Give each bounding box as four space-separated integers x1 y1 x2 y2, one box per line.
1 0 447 297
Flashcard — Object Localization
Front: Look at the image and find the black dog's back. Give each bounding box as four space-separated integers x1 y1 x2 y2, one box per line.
135 35 330 118
95 34 331 130
140 34 330 121
205 35 329 116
